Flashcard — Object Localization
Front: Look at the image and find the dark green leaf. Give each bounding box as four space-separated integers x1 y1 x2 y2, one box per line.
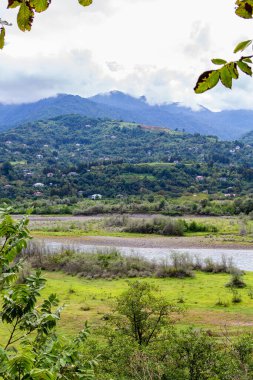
228 62 239 79
237 60 252 75
242 57 252 63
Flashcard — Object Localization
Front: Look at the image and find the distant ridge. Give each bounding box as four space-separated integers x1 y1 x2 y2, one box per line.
0 91 253 139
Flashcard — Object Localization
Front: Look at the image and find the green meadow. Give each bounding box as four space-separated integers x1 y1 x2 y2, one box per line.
29 215 253 241
39 271 253 337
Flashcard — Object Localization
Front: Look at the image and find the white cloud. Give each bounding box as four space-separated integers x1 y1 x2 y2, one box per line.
0 0 253 110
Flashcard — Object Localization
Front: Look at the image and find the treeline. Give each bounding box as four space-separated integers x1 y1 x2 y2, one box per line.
6 194 253 217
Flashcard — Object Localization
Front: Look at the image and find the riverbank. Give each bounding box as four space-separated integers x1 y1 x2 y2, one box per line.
23 214 252 249
34 234 253 250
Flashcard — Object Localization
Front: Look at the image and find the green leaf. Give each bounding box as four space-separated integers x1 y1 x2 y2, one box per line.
8 353 34 376
234 39 252 53
194 70 220 94
0 28 5 49
235 1 253 18
29 368 56 380
242 57 252 63
17 2 34 32
8 1 21 8
219 66 233 89
78 0 93 6
237 60 252 75
211 58 227 65
30 0 50 13
227 62 239 79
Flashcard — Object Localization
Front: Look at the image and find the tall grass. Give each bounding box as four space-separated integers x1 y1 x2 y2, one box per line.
23 241 237 279
119 217 217 236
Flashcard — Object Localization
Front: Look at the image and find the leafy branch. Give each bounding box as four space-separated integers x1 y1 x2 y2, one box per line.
194 1 253 93
0 209 97 379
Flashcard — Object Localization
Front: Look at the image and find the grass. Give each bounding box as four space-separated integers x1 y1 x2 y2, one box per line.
39 271 253 336
31 230 158 238
28 215 253 246
10 160 27 166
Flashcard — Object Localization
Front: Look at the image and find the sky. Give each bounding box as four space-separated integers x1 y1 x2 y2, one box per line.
0 0 253 110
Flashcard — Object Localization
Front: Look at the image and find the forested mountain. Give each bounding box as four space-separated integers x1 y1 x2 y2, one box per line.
240 130 253 145
1 91 253 139
0 114 252 200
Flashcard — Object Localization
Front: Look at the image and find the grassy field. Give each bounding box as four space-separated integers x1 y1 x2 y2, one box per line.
37 271 253 337
27 215 253 249
28 215 253 239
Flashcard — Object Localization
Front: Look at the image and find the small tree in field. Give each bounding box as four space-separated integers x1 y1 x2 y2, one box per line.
115 281 178 347
0 208 96 380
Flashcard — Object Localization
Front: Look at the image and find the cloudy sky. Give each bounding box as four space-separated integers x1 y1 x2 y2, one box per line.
0 0 253 110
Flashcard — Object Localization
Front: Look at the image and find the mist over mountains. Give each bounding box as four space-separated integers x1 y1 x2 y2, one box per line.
0 91 252 140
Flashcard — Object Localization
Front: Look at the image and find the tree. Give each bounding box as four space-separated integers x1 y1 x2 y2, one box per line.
0 0 93 49
0 208 96 379
114 281 178 346
194 0 253 93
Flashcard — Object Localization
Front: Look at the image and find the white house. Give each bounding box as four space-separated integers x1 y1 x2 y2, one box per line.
91 194 102 200
33 183 45 188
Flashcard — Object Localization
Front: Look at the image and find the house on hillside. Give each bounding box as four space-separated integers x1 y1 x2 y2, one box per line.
33 183 45 188
196 175 204 181
91 194 102 200
68 172 78 176
33 191 43 197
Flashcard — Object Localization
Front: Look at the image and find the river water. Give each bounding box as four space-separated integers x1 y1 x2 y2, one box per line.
41 241 253 271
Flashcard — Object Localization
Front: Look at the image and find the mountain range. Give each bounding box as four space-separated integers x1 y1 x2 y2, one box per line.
0 91 252 140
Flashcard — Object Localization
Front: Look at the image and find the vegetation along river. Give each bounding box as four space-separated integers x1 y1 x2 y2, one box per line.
38 239 253 271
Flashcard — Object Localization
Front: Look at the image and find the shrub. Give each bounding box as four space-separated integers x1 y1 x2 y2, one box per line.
201 255 235 274
215 298 229 307
231 289 242 303
156 253 194 278
226 272 246 288
26 242 240 280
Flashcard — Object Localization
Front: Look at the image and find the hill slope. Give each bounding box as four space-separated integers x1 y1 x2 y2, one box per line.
0 115 252 200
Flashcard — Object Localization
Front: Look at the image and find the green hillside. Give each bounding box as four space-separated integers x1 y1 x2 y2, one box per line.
0 115 252 214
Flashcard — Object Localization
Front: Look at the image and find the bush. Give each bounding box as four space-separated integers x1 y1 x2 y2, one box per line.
158 252 194 278
215 298 229 307
226 272 246 288
124 217 186 236
231 288 242 303
201 255 235 274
